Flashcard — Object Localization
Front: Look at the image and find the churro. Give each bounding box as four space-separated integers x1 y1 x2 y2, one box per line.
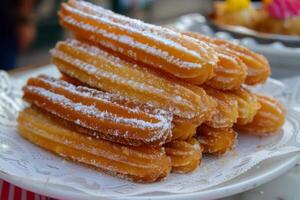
183 32 271 85
22 75 173 146
165 138 202 173
197 125 237 155
172 120 198 141
229 87 261 125
204 86 239 128
59 0 218 84
235 94 286 135
51 39 215 123
18 107 172 183
184 32 247 90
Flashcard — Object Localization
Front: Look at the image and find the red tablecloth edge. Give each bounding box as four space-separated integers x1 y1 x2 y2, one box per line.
0 179 52 200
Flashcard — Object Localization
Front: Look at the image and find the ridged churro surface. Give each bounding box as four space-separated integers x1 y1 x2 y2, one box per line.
229 87 261 125
59 0 218 84
204 86 238 128
197 125 237 155
184 32 247 90
18 107 172 183
183 32 270 85
235 94 286 135
165 138 202 173
22 75 173 146
51 39 215 123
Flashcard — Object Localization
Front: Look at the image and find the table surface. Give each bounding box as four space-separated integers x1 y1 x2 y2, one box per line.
225 162 300 200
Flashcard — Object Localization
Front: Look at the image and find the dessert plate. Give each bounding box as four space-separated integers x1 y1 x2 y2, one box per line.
209 22 300 47
205 1 300 47
0 66 300 200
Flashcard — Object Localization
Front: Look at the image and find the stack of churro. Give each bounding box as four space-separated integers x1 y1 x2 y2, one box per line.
17 0 286 183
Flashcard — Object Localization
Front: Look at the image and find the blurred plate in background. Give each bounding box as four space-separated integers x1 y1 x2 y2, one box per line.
169 13 300 79
206 1 300 48
208 21 300 48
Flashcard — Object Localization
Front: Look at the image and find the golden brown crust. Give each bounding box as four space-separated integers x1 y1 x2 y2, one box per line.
229 87 261 125
204 86 239 128
197 125 237 156
184 32 247 90
235 94 286 135
165 138 202 173
22 75 173 146
18 107 172 183
51 39 215 124
172 119 198 141
183 32 271 85
59 0 218 84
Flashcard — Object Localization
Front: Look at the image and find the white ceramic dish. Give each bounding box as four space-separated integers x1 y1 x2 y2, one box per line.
1 66 299 200
209 1 300 47
210 22 300 47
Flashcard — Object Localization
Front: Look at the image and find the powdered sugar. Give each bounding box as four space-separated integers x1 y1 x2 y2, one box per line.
26 123 164 168
50 40 203 120
62 16 201 70
28 86 167 130
23 76 174 143
63 1 203 60
52 49 179 103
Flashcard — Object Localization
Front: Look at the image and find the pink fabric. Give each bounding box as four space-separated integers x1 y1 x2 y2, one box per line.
0 179 52 200
267 0 300 19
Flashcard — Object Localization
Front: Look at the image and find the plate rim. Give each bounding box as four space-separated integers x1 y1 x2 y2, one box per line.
0 154 299 200
211 22 300 41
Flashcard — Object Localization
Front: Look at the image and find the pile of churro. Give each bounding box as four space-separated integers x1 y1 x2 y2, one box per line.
17 0 286 183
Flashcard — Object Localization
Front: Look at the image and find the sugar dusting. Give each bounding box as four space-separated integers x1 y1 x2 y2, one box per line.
20 113 170 182
50 40 201 120
62 15 201 70
24 76 174 143
62 1 206 62
27 86 167 130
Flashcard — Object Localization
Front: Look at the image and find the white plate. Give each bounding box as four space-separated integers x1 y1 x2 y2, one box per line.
1 66 300 200
0 154 299 200
209 1 300 47
210 22 300 47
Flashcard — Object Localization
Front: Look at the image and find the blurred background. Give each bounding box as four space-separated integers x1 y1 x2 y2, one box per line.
0 0 214 71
